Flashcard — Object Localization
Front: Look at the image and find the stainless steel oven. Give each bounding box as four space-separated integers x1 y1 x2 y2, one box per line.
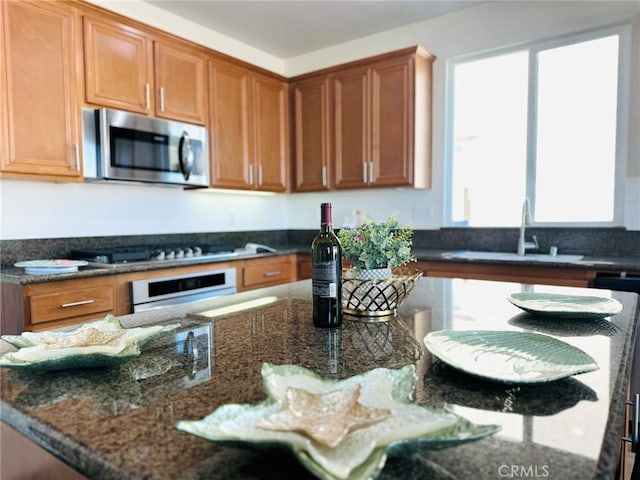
131 267 237 312
83 108 210 188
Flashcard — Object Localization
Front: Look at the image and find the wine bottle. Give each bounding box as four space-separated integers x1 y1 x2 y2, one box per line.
311 203 342 327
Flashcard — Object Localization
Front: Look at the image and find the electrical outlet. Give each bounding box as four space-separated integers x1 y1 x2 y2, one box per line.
412 205 432 222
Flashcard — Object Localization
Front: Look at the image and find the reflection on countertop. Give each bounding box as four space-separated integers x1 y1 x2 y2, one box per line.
0 278 637 479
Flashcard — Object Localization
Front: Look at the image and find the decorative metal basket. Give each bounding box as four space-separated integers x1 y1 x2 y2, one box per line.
341 267 423 319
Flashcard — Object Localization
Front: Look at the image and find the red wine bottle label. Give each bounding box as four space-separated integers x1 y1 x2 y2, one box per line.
312 260 338 298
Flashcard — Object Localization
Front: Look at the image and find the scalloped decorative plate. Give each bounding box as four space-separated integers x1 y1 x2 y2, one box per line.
0 316 178 371
177 363 499 480
507 292 623 319
424 330 598 384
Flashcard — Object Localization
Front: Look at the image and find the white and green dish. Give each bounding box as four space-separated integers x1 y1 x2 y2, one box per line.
14 259 88 275
424 330 598 384
507 292 623 319
0 315 179 371
177 363 499 480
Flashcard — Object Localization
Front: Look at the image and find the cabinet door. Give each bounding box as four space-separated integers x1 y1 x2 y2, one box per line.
154 41 206 124
292 76 331 192
83 15 153 114
1 1 81 179
370 55 414 187
208 60 252 190
333 65 369 189
253 74 289 192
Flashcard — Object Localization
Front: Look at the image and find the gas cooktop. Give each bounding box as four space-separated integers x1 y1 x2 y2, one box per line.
70 244 238 267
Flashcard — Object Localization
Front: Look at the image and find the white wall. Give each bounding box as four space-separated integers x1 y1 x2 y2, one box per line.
1 1 638 240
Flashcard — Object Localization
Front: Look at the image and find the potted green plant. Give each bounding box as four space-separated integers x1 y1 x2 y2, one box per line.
338 215 415 280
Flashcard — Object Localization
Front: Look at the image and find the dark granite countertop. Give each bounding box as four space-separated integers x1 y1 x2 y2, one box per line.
413 248 640 273
2 247 638 286
1 278 638 479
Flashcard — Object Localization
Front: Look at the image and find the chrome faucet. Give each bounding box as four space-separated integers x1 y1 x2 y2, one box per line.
517 198 539 255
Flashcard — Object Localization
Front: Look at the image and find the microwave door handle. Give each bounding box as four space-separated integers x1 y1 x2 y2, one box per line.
178 131 194 180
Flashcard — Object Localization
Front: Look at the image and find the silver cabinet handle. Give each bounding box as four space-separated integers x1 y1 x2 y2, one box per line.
264 271 281 277
258 165 263 186
248 165 254 185
322 165 327 187
362 162 368 184
159 87 165 112
145 83 150 110
623 393 639 453
61 299 95 308
369 161 374 184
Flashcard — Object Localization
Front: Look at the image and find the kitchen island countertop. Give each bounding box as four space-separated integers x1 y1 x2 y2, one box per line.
1 277 638 479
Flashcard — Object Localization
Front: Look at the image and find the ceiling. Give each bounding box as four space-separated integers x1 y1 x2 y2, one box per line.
145 1 480 58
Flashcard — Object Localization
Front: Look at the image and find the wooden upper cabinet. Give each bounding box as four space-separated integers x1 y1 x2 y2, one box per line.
83 14 206 124
336 49 433 189
208 59 289 192
291 76 332 191
0 0 82 180
252 73 289 192
334 65 369 189
370 56 416 187
208 60 252 190
154 41 206 124
291 46 434 192
83 15 153 115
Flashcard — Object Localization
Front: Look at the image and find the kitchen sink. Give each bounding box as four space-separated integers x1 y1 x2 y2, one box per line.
442 251 583 263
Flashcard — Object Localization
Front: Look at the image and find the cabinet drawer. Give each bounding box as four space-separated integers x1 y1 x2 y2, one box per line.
243 260 296 288
29 286 114 324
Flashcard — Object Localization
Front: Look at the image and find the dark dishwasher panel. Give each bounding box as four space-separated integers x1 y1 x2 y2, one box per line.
593 273 640 293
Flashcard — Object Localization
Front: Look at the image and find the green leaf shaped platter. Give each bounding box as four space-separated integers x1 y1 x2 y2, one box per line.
507 292 623 319
0 315 179 371
176 363 499 480
424 330 598 384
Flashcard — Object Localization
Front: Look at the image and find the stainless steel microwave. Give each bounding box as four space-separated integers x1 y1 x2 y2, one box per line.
82 108 210 188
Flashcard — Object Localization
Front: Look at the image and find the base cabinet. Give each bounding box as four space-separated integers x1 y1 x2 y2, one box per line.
240 255 297 291
8 276 117 333
1 254 311 334
414 260 598 287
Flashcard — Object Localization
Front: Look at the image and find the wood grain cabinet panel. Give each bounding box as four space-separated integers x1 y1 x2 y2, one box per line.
335 50 433 189
83 14 207 124
23 276 116 331
252 73 289 192
208 60 253 189
334 65 370 189
296 254 313 280
291 46 434 192
291 76 332 191
83 15 153 114
208 60 289 192
241 256 296 290
154 41 206 124
0 0 82 180
415 260 597 287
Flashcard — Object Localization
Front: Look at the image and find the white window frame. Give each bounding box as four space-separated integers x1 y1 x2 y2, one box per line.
444 23 631 227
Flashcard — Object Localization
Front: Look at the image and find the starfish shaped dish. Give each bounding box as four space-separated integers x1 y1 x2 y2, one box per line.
177 363 499 480
256 384 391 447
0 315 179 371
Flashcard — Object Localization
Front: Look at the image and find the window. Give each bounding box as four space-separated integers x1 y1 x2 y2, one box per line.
447 26 629 227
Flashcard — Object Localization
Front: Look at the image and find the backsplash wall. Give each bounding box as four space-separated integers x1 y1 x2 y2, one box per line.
2 228 637 267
